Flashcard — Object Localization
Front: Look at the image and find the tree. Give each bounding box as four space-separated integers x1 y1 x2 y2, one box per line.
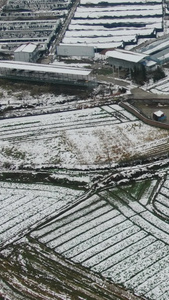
131 64 147 85
152 66 165 83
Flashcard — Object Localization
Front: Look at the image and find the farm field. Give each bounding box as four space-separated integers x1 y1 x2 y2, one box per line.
0 104 169 170
30 174 169 300
0 181 83 248
1 166 169 299
1 0 169 298
148 74 169 94
1 103 169 299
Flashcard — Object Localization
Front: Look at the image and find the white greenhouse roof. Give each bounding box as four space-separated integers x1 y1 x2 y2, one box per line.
0 61 92 76
106 49 148 63
14 43 37 53
143 39 169 55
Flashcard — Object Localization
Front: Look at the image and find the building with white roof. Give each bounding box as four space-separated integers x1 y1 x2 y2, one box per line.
106 48 149 70
137 36 169 65
0 60 95 87
14 43 40 62
153 110 166 121
57 44 95 58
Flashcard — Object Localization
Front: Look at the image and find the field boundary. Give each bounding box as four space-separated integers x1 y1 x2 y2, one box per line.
120 100 169 130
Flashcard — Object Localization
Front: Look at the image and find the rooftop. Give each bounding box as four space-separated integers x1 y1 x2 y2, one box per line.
0 60 92 76
106 49 148 63
14 43 37 53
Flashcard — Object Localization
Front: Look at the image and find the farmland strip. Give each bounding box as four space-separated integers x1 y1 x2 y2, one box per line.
71 224 141 263
112 242 168 284
44 209 119 249
0 194 38 220
86 231 148 271
33 199 107 239
53 214 126 253
38 202 112 244
132 259 169 296
131 215 169 243
103 238 162 279
64 219 133 258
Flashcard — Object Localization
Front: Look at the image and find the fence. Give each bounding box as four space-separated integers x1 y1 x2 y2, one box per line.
120 100 169 130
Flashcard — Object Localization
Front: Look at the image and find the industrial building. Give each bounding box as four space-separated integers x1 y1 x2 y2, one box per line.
14 43 40 63
57 44 95 58
4 0 71 11
137 36 169 66
0 61 95 87
106 49 149 70
0 20 60 55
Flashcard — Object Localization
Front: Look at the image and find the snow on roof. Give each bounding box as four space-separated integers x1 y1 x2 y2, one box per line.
59 43 94 49
14 43 37 53
153 110 164 117
145 60 157 67
0 60 92 76
81 0 161 4
143 39 169 55
106 49 148 63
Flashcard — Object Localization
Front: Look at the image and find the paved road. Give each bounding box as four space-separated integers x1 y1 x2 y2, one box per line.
131 87 169 99
49 0 80 59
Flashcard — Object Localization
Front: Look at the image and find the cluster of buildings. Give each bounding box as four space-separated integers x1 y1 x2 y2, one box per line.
0 0 168 87
4 0 71 10
0 20 60 54
0 37 169 87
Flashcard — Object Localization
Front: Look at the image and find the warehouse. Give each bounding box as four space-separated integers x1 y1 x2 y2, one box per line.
0 61 95 87
138 36 169 65
106 49 148 70
57 44 95 58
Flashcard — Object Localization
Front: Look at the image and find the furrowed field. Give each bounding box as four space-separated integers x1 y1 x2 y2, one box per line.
1 104 169 299
0 104 169 170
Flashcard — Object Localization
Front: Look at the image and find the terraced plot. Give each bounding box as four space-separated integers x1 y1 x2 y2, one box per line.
0 104 168 170
31 176 169 300
153 172 169 220
148 75 169 94
1 104 169 299
0 181 83 248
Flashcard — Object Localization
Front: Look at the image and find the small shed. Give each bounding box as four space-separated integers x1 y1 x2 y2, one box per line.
14 43 40 63
153 110 166 121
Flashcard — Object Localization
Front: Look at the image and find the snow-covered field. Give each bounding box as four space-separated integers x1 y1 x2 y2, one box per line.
0 104 169 170
147 74 169 94
1 165 169 299
29 173 169 300
1 1 169 299
0 181 83 248
1 102 169 300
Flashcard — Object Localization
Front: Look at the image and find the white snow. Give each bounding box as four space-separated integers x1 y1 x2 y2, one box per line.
0 181 82 247
0 104 168 170
0 60 92 76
